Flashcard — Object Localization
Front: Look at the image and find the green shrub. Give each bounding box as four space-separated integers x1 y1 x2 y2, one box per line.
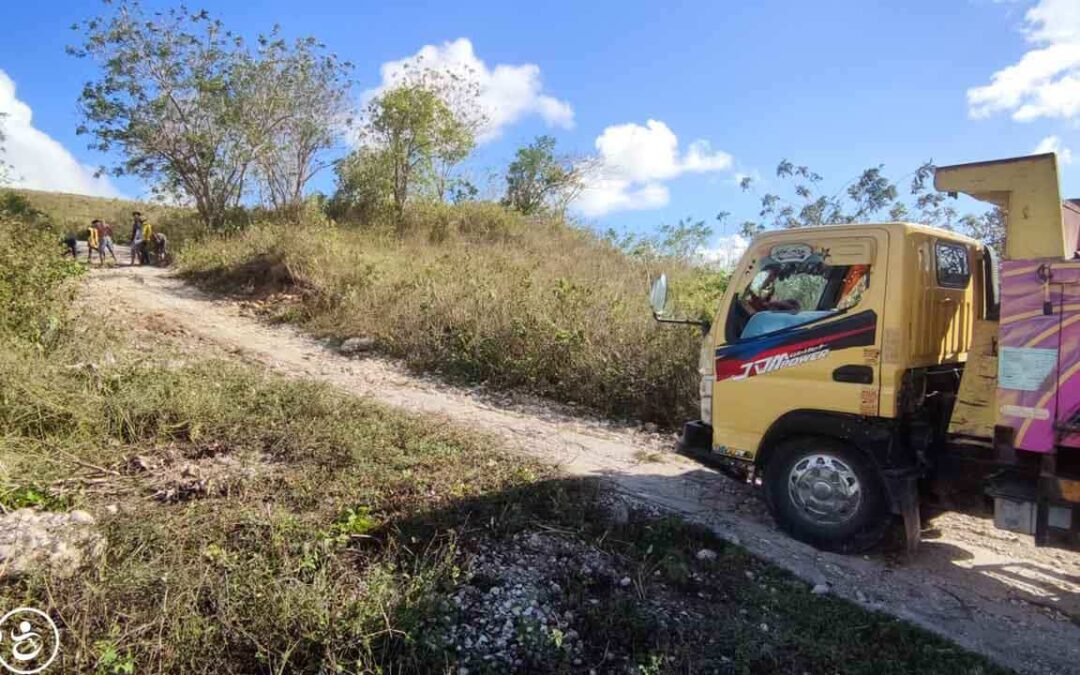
0 218 83 345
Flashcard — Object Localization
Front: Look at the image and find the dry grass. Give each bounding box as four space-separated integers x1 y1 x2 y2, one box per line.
9 187 202 243
179 206 721 426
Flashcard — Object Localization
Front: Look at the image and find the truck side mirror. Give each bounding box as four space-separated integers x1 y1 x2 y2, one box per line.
649 274 669 317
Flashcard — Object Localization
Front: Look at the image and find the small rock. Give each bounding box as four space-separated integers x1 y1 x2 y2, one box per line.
69 510 95 525
619 576 632 587
811 583 829 595
695 548 717 561
339 337 377 355
607 500 630 525
856 591 867 603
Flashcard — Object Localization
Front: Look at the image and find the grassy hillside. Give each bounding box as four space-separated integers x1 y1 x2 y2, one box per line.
9 187 199 242
179 203 727 426
0 211 1006 673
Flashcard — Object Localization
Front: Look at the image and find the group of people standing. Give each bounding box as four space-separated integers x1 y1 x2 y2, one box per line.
63 211 167 266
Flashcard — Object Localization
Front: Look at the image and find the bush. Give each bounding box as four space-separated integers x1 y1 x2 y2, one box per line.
179 203 725 426
0 218 83 345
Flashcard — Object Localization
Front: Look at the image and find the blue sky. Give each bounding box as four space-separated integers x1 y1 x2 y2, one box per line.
1 0 1078 253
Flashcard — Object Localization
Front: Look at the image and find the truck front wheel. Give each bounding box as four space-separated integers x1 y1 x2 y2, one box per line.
763 437 889 553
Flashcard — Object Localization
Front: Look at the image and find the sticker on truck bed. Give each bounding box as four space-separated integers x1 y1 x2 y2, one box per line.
998 347 1058 391
714 310 877 381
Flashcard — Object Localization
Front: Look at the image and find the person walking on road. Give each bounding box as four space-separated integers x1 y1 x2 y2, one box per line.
141 218 154 265
94 219 118 265
86 223 100 264
130 211 145 266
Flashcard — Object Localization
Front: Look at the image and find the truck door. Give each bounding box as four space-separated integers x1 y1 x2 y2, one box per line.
710 234 887 461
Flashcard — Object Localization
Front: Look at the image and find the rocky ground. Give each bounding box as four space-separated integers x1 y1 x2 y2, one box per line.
0 508 104 579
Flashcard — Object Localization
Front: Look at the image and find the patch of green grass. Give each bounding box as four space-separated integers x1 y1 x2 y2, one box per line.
0 484 73 511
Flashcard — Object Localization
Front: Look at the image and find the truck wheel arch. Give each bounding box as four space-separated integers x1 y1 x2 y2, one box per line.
755 410 915 515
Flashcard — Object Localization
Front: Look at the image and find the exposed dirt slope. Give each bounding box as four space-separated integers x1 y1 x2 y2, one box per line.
84 264 1080 675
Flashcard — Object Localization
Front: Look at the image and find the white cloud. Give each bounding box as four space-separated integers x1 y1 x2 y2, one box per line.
576 177 669 216
968 0 1080 121
0 69 120 198
1033 134 1073 163
365 38 573 142
699 234 749 269
575 119 733 217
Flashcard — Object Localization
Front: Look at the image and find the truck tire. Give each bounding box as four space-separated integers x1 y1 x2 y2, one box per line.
763 436 889 553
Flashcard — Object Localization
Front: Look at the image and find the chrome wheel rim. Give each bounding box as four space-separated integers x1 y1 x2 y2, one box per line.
787 453 862 525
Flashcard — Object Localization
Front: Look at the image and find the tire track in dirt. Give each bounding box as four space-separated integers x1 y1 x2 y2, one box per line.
84 264 1080 674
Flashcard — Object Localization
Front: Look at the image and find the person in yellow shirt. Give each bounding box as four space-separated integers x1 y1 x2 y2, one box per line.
141 220 154 265
86 223 100 265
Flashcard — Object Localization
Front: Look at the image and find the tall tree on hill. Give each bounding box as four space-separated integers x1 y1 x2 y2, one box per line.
248 32 353 216
503 135 595 216
360 81 475 229
70 2 351 229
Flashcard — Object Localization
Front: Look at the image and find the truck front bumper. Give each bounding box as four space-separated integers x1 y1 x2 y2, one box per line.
677 420 713 454
676 420 753 479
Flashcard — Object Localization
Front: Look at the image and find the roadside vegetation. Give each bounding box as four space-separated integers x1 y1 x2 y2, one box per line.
7 188 201 244
0 206 1008 674
179 204 723 426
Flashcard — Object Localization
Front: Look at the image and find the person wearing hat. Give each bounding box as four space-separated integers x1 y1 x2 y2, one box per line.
130 211 145 266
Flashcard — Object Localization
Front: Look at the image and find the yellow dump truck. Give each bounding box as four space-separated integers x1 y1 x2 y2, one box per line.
650 153 1080 552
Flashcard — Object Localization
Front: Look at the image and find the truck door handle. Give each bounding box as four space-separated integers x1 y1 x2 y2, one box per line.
833 365 873 384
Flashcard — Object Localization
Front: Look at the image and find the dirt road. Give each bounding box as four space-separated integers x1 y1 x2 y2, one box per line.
85 263 1080 674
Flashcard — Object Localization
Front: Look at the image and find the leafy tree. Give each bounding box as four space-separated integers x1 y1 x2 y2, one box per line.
503 135 594 216
247 32 353 216
446 177 479 203
328 146 395 223
657 217 714 260
360 82 475 229
605 217 714 262
960 208 1006 256
735 160 1005 248
70 2 351 229
70 3 255 230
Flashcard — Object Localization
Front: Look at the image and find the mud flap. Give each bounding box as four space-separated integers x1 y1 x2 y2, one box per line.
898 475 921 555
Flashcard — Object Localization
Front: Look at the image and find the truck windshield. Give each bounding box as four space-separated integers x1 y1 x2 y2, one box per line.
727 260 869 341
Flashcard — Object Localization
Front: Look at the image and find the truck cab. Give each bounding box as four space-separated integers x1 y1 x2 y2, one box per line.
654 154 1080 552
